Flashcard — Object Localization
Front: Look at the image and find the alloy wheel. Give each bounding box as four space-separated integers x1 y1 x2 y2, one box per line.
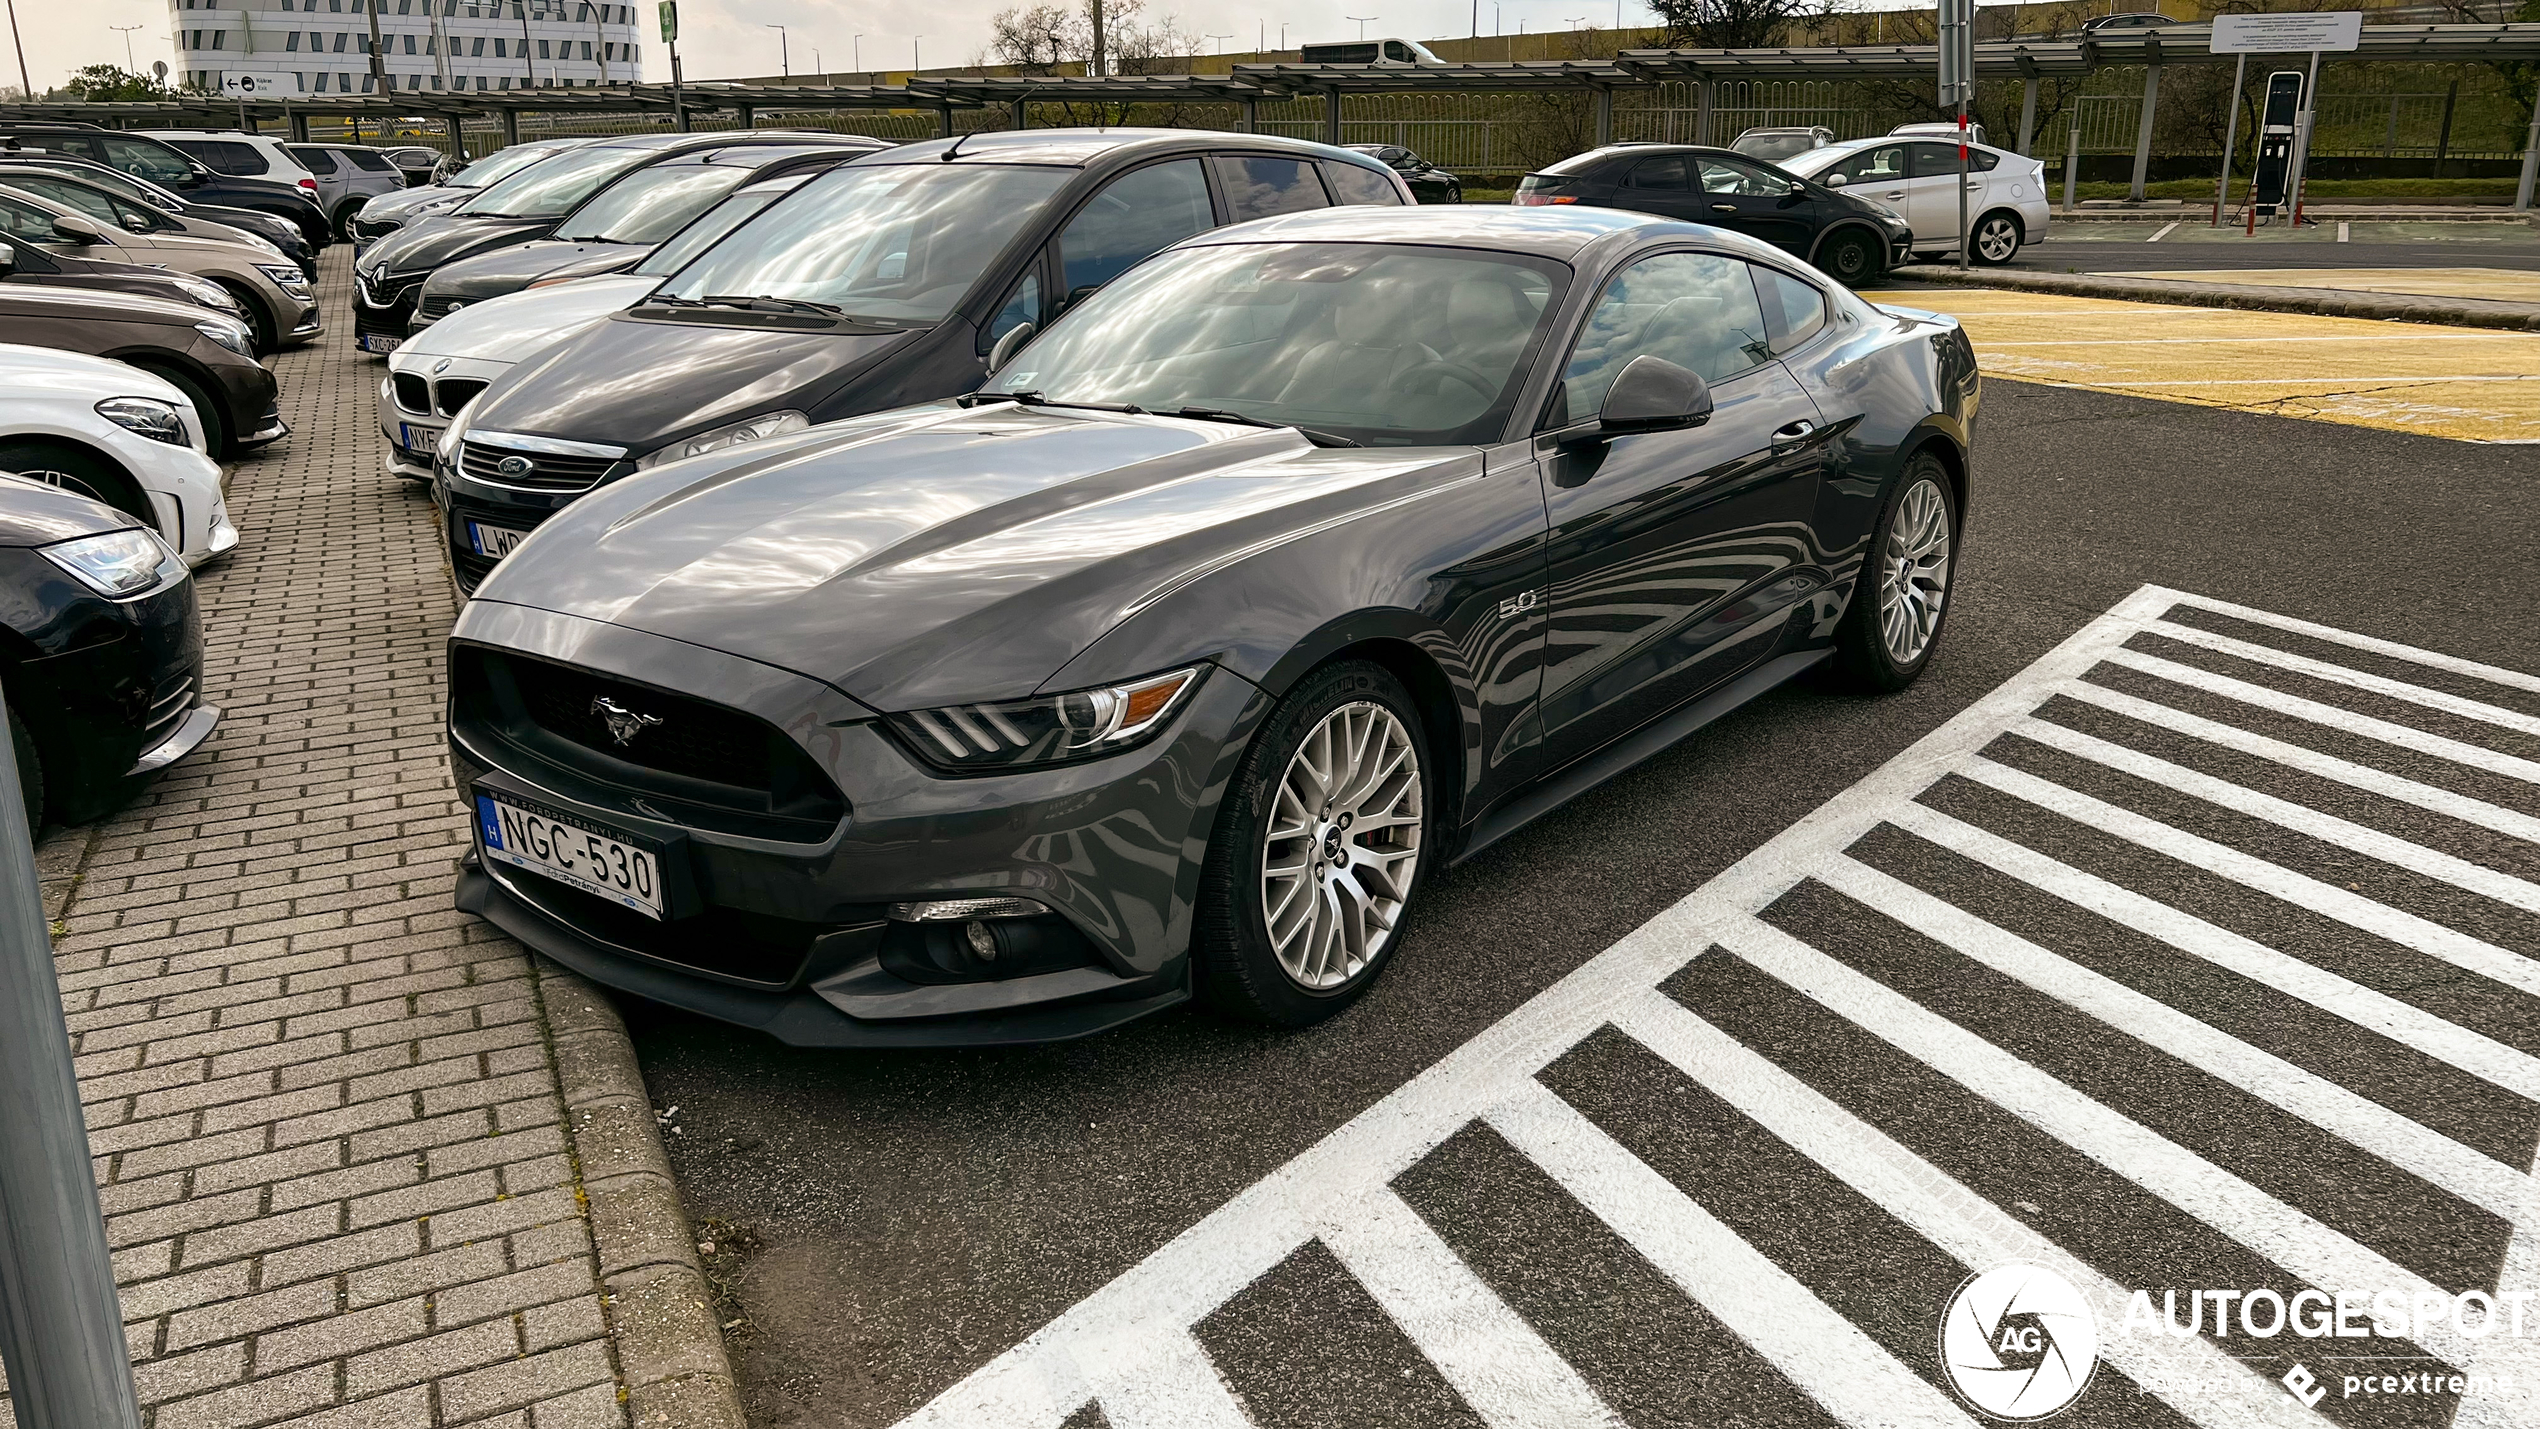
1260 700 1423 991
20 468 112 506
1880 477 1952 665
1975 216 2020 262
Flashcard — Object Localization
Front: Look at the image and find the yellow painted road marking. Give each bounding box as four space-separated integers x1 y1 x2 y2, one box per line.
2113 267 2540 304
1863 287 2540 442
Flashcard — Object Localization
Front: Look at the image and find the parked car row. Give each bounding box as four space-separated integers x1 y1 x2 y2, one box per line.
353 124 1976 1049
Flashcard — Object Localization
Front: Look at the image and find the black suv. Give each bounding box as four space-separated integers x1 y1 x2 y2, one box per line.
0 125 329 252
436 129 1414 590
1516 143 1913 286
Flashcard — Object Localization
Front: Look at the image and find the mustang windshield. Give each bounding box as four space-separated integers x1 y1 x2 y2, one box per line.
656 162 1068 325
992 242 1566 447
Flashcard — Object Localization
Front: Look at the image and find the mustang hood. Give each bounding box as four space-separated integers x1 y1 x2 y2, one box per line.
469 404 1463 710
362 216 552 281
465 315 922 450
433 240 644 298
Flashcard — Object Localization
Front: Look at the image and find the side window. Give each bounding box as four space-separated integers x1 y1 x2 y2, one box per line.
1058 159 1211 298
1755 266 1827 351
988 268 1042 346
1697 159 1794 197
1907 142 1966 179
12 178 115 223
345 148 395 172
1383 40 1414 61
1212 155 1328 224
1550 251 1773 426
290 145 338 174
0 194 58 242
173 140 268 176
1969 148 2001 172
98 136 192 185
1625 156 1688 190
1319 160 1400 207
1826 144 1906 186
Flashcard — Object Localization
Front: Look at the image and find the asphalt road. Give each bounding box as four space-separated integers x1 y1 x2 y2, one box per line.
623 377 2540 1428
2009 222 2540 274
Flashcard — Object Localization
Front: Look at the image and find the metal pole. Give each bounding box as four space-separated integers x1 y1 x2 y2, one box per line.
1593 84 1611 146
2127 62 2159 202
1955 93 1969 270
0 738 144 1429
365 0 387 93
670 47 685 130
1694 77 1711 146
1240 97 1256 134
2516 93 2539 211
2063 118 2078 212
501 105 518 145
2016 76 2036 156
5 0 33 96
2287 50 2321 224
1324 87 1341 144
2212 52 2245 226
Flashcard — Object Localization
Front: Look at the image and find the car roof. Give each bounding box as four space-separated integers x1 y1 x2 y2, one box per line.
1178 202 1714 262
869 127 1387 170
584 129 835 152
1537 143 1761 175
648 141 885 169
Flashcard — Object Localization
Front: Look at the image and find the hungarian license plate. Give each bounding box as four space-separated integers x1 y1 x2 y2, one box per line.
398 422 440 457
467 520 528 559
474 791 665 919
361 334 401 355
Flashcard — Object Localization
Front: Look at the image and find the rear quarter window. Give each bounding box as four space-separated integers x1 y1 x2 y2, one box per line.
1319 161 1401 207
1212 155 1329 222
170 140 268 176
344 149 397 173
288 146 338 174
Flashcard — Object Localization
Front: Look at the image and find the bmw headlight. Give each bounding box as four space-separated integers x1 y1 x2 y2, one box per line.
633 410 810 471
888 666 1204 773
194 320 254 357
95 396 190 447
38 528 183 597
257 262 313 296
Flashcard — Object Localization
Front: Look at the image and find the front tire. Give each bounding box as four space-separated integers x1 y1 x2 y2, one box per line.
1195 660 1433 1027
216 280 278 355
0 441 152 529
1816 228 1883 287
1971 211 2023 264
1831 452 1958 692
136 366 234 458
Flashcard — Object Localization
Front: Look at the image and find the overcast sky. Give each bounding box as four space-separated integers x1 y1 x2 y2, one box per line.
16 0 1674 94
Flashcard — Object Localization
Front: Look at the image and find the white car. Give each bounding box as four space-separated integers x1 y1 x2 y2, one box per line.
1780 136 2050 265
379 275 654 482
138 131 324 204
0 344 237 566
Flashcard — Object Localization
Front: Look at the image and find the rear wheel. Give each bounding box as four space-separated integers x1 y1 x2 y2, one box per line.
0 441 152 528
1195 659 1433 1027
1816 228 1883 287
1971 211 2023 264
1831 452 1958 692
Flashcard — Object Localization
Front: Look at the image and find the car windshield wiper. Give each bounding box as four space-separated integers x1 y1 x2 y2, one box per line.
998 390 1147 415
1172 406 1362 449
696 293 847 317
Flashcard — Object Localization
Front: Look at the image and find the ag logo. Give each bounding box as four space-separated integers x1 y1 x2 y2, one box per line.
1939 1264 2097 1420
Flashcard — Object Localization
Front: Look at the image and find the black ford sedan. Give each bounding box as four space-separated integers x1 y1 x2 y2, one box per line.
447 205 1975 1047
1517 143 1914 286
0 473 215 828
434 128 1414 592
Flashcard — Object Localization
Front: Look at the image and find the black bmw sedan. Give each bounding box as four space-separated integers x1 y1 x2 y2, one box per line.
0 473 215 828
1517 143 1915 286
446 205 1976 1047
433 128 1415 592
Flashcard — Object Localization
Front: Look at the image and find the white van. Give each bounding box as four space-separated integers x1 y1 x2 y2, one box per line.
1298 38 1444 65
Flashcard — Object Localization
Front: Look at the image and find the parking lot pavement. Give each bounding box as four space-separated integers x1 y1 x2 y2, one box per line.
898 585 2540 1428
626 375 2540 1428
2110 268 2540 306
1861 287 2540 442
2010 220 2540 275
4 252 672 1429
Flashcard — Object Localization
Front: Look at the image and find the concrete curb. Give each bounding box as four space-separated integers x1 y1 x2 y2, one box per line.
1886 264 2540 332
535 957 749 1429
2047 207 2536 223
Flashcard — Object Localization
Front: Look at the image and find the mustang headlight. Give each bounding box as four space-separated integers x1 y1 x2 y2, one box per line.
95 396 189 447
889 666 1205 773
194 320 254 357
39 528 182 597
633 410 810 471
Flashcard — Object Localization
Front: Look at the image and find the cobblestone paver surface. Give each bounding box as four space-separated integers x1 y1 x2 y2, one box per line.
3 250 636 1429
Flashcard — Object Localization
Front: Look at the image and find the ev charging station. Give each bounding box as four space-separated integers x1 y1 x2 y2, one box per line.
2209 11 2362 228
2251 69 2306 217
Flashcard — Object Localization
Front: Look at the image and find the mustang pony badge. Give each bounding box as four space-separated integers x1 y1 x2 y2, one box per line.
590 695 662 747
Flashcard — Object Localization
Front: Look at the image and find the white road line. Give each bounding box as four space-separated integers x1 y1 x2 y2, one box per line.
1724 916 2478 1370
1483 1080 1982 1429
2148 222 2181 241
2160 589 2540 695
1812 854 2534 1222
2051 682 2540 847
2007 717 2540 914
2338 221 2351 242
1317 1190 1625 1429
2456 1133 2540 1428
2077 376 2540 388
2101 648 2540 785
1982 335 2502 346
2146 619 2540 738
1960 756 2540 1000
1885 802 2540 1103
1087 1333 1253 1429
1609 989 2329 1429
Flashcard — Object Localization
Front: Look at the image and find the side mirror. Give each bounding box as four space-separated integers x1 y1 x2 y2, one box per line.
0 246 14 274
1057 283 1100 315
1598 355 1713 436
50 213 107 244
986 320 1035 373
1823 172 1849 188
122 211 154 233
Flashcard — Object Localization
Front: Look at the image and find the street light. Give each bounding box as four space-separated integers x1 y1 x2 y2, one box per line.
853 34 863 74
109 23 143 74
765 23 788 76
1204 30 1232 53
912 34 922 71
1345 14 1377 38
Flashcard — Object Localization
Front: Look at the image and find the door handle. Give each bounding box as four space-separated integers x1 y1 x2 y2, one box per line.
1771 419 1817 450
1712 203 1738 213
1880 190 1906 200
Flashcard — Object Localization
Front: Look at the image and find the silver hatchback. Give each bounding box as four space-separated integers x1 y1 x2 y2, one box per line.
286 145 411 242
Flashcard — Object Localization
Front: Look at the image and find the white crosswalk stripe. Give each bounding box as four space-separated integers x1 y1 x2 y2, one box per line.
893 586 2540 1428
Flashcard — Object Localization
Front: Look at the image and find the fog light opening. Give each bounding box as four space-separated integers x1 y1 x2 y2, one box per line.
964 919 998 964
878 903 1098 986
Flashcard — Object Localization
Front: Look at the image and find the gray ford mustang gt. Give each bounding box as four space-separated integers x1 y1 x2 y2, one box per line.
447 204 1978 1047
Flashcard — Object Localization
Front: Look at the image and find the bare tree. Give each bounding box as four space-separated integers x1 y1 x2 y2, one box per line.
1650 0 1833 50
